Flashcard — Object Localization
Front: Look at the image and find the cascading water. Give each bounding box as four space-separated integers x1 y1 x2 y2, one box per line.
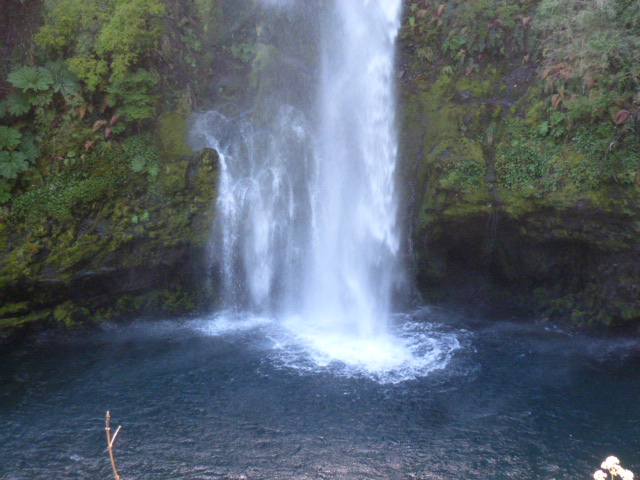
191 0 460 380
302 0 401 339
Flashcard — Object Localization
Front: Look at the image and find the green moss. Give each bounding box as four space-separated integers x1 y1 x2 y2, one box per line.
0 309 52 330
400 71 498 232
160 161 189 194
0 301 30 318
156 112 193 159
53 300 89 326
454 69 501 98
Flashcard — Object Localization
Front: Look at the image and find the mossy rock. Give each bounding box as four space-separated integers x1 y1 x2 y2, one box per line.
156 112 193 160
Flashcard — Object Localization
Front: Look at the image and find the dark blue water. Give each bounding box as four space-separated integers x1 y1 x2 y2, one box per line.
1 308 639 480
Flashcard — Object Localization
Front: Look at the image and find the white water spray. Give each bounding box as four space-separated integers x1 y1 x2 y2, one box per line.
190 0 438 376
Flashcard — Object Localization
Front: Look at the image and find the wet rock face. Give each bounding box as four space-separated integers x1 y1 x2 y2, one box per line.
0 148 220 342
395 0 640 330
399 95 640 329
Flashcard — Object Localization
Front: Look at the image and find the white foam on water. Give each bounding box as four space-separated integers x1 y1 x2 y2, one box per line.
274 314 463 383
192 311 464 384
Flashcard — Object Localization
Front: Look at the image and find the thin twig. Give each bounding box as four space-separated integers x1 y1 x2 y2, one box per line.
111 425 122 448
105 411 122 480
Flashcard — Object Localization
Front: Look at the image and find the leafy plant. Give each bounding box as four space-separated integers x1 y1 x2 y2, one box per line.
495 120 561 196
122 134 160 178
0 126 22 150
96 0 166 83
36 0 165 98
11 144 128 221
534 0 640 150
402 0 532 68
5 91 37 116
44 61 81 98
535 0 640 91
0 126 38 199
107 69 159 122
7 66 54 92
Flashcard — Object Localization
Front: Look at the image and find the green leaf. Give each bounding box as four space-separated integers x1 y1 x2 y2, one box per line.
0 150 29 179
19 134 39 162
6 91 36 116
147 164 159 177
44 61 80 97
8 66 54 92
0 126 22 150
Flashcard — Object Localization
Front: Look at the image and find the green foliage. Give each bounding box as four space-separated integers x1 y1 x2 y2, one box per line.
107 69 159 121
495 120 561 196
0 126 22 150
534 0 640 154
67 56 109 92
4 63 80 118
0 127 38 194
6 91 37 116
573 125 640 184
0 151 29 179
402 0 532 69
11 144 128 222
35 0 110 51
44 61 81 98
96 0 166 82
440 158 486 189
0 180 11 203
535 0 640 91
122 134 160 178
7 66 54 92
37 0 165 94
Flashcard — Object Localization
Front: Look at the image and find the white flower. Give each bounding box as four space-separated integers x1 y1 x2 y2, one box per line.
620 469 634 480
611 465 624 477
603 457 621 471
595 470 608 480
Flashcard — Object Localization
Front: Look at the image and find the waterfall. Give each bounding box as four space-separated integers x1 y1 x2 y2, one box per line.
303 0 401 339
191 0 404 364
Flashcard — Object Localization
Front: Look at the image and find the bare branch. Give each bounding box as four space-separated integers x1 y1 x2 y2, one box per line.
105 411 122 480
